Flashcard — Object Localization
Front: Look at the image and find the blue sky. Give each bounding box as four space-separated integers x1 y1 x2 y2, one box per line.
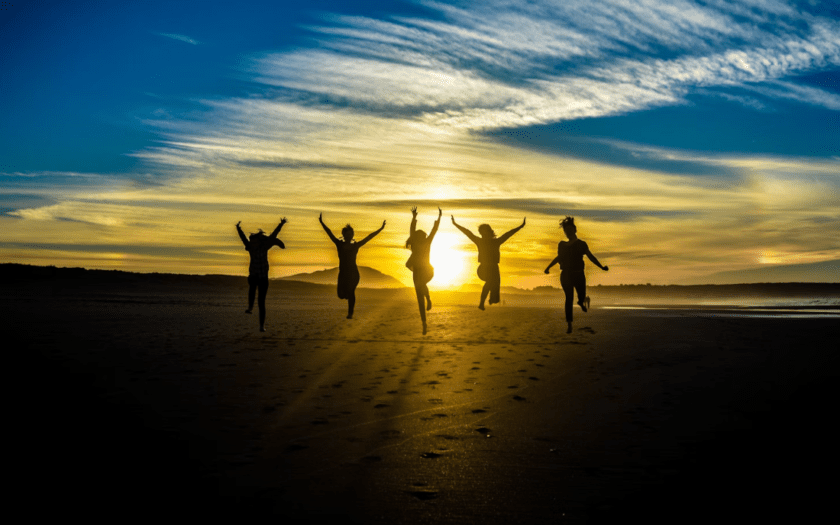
1 0 838 285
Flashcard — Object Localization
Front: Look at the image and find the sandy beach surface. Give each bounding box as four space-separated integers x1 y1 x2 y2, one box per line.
6 277 838 523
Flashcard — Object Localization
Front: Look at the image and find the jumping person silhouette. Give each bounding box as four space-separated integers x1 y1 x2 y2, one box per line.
406 206 442 334
544 216 608 334
319 213 386 319
236 218 286 332
452 215 525 310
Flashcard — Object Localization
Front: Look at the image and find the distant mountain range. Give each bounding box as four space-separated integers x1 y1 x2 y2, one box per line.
279 266 405 288
684 259 839 285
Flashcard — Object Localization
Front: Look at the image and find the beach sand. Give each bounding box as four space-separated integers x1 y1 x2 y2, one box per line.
6 279 837 523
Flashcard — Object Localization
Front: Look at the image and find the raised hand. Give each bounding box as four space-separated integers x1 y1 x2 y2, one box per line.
438 207 442 218
603 266 609 271
236 221 241 227
411 206 417 217
280 217 287 224
451 215 456 224
382 220 387 229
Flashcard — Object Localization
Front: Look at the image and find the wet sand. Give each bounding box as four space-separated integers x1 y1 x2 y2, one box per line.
6 279 838 523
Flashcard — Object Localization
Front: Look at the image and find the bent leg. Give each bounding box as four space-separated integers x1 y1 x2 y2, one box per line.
488 266 501 305
479 283 490 310
574 273 587 312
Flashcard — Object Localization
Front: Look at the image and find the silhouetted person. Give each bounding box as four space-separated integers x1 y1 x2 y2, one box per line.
406 207 442 334
236 218 286 332
319 213 386 319
544 216 608 333
452 215 525 310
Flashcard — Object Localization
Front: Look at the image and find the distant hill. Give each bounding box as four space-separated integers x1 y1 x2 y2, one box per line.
280 266 405 288
685 259 839 285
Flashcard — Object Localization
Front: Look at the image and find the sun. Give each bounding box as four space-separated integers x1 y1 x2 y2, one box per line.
429 232 468 287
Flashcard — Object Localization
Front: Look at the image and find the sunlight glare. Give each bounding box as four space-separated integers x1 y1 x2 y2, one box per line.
430 232 467 287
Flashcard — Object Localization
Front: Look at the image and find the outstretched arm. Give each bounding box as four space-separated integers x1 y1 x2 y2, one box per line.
270 217 287 238
451 215 479 244
410 207 417 236
319 213 339 244
236 221 249 248
357 220 386 248
498 217 526 244
428 208 442 242
544 256 560 274
585 247 609 271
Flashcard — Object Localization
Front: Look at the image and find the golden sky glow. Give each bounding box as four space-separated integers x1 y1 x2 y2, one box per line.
2 1 839 285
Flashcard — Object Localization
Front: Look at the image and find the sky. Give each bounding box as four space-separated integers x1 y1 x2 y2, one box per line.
1 0 838 287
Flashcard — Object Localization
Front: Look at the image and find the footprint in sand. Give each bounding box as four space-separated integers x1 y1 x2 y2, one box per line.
471 409 487 414
374 403 390 409
528 377 539 381
428 398 443 404
406 490 438 501
420 452 443 459
512 395 526 401
475 427 491 434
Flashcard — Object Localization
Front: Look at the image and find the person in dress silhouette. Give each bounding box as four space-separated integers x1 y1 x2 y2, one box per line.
319 213 386 319
544 216 608 333
452 215 525 310
236 218 286 332
406 207 442 334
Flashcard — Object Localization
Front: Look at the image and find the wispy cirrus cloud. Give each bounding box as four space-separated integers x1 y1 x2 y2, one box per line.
157 32 200 45
250 0 840 130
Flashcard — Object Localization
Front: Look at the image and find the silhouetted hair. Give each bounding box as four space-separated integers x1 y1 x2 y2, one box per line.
249 229 266 241
561 216 575 231
478 224 496 238
341 224 354 241
406 229 427 249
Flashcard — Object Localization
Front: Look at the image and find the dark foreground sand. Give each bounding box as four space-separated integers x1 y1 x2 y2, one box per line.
6 279 838 523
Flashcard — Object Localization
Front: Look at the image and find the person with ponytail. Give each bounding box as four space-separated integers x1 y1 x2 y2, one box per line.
544 216 609 333
405 207 442 334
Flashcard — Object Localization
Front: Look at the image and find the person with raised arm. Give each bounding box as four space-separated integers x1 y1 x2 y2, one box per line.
544 216 609 334
452 215 525 310
406 206 442 334
319 213 386 319
236 217 286 332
